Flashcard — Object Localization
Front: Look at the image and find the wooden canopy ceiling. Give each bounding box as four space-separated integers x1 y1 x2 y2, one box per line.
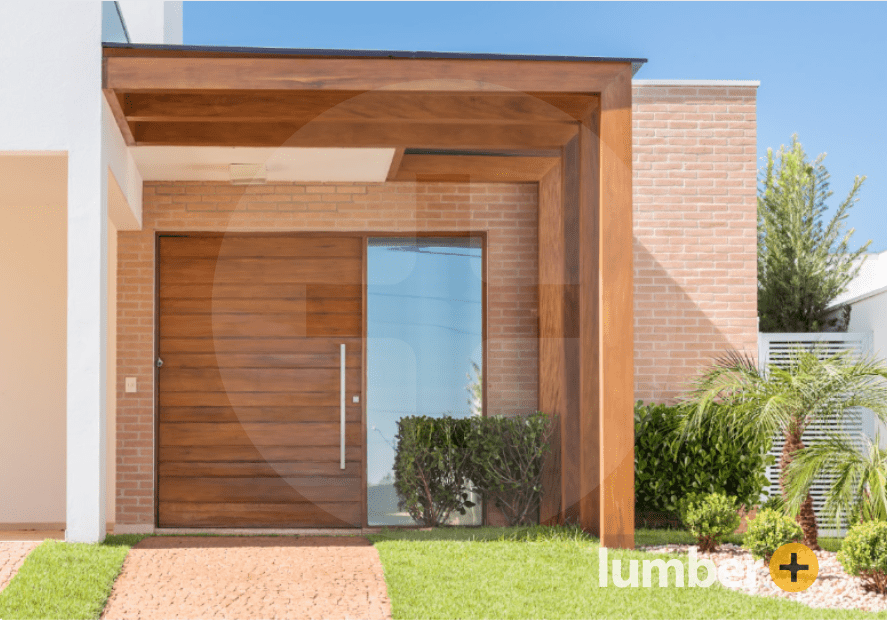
102 45 638 182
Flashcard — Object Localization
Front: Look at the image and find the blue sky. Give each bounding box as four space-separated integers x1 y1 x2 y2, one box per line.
184 1 886 252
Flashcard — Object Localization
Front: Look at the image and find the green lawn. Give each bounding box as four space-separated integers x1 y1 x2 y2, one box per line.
0 535 145 620
369 527 882 620
0 527 860 620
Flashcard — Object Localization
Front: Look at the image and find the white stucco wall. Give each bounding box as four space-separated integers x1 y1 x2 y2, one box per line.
107 220 117 526
0 2 147 539
104 99 143 229
829 294 887 447
844 291 887 363
0 4 108 538
830 251 887 309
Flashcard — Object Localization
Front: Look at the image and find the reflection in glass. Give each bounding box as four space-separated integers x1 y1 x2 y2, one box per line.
367 237 483 526
102 1 130 43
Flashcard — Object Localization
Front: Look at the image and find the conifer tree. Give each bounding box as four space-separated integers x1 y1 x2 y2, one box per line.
758 135 869 332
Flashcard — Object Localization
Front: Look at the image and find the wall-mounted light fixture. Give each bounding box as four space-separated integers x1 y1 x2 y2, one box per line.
229 163 267 185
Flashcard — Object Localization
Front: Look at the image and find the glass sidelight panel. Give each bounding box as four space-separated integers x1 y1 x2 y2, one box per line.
367 237 483 526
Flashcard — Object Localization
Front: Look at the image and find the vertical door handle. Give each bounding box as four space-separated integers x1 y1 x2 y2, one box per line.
340 344 346 470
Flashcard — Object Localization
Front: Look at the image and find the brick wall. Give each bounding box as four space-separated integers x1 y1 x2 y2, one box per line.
115 182 539 525
632 83 759 403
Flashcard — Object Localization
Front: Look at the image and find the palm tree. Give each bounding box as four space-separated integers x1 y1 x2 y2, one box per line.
785 434 887 526
683 348 887 549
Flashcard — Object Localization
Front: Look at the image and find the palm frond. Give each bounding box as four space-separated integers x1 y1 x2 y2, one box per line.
785 434 887 525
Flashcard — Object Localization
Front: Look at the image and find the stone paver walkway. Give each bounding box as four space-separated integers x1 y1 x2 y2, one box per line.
0 541 39 593
102 536 391 620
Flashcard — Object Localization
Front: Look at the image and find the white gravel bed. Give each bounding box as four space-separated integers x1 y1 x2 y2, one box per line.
639 543 887 613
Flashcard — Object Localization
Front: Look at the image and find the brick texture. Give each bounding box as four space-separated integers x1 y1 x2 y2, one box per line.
632 84 759 403
115 182 539 525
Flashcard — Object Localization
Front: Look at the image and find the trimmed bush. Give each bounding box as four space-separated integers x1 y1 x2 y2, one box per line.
393 415 475 526
635 401 771 525
838 521 887 594
743 508 802 563
466 412 554 526
679 492 741 552
392 413 555 528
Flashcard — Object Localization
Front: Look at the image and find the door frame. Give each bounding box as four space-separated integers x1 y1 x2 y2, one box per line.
152 230 487 529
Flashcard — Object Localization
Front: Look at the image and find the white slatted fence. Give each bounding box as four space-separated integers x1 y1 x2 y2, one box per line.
758 332 873 537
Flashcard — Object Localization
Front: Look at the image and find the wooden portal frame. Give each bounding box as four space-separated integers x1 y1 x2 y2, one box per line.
104 44 637 548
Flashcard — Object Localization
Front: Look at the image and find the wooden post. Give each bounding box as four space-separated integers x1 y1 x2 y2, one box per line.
578 109 602 537
538 163 564 525
538 69 634 547
595 68 635 548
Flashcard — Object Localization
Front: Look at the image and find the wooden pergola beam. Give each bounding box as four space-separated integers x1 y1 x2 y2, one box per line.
103 89 135 144
104 55 632 93
130 120 579 149
119 91 599 124
394 154 558 182
386 148 405 181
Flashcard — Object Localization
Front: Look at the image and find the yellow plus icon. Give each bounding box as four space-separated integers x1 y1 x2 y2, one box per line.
769 543 819 592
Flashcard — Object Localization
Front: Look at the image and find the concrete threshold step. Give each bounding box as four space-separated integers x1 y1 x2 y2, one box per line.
153 527 383 536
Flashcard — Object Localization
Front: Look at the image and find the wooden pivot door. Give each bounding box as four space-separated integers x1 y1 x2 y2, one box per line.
157 234 364 528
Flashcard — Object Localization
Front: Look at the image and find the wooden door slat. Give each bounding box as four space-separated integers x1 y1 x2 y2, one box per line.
159 313 361 339
159 337 362 354
159 283 361 299
158 461 361 477
158 422 362 447
159 351 361 369
158 501 361 528
160 257 362 285
159 476 363 503
160 236 361 258
158 367 360 393
159 391 351 407
160 405 362 423
158 445 363 463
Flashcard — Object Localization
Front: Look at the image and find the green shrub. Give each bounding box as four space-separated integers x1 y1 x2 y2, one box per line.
838 521 887 594
393 415 474 526
635 401 771 525
466 412 554 526
393 413 555 528
743 508 802 563
679 492 741 552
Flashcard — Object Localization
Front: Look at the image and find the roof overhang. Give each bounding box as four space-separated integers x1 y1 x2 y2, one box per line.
102 43 644 182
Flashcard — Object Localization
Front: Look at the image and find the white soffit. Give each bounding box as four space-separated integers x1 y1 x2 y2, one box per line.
131 147 396 182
